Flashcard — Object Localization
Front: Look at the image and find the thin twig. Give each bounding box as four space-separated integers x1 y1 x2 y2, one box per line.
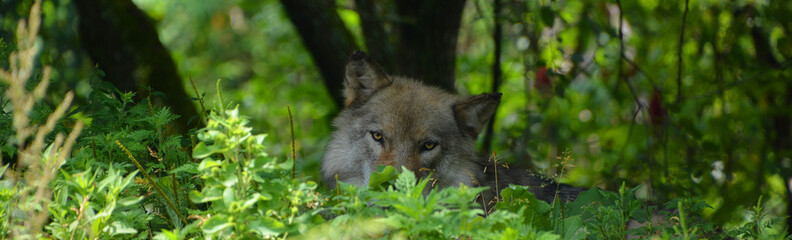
189 74 207 120
287 105 296 179
615 0 624 93
335 174 341 196
490 152 499 200
613 2 645 116
69 194 91 240
676 0 690 104
90 136 98 160
116 140 188 225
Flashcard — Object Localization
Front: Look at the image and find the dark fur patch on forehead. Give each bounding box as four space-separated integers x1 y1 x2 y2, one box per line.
374 81 459 137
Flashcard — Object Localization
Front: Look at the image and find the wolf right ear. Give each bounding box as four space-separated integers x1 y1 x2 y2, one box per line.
453 93 502 138
343 51 392 106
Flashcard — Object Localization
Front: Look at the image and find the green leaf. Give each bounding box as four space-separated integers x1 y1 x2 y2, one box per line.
276 158 293 170
168 163 199 175
496 185 552 230
202 215 231 234
193 142 218 159
117 196 143 206
240 193 260 210
561 215 586 240
107 221 138 235
249 216 285 236
197 158 221 171
189 188 222 203
368 165 398 189
222 187 235 208
565 187 608 217
394 166 417 193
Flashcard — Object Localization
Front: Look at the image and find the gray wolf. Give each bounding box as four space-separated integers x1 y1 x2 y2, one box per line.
321 51 584 208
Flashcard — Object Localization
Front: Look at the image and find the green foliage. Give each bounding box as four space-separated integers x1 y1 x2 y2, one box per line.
131 0 336 182
0 165 14 237
0 38 11 68
1 82 785 239
46 167 142 239
1 0 791 239
189 105 323 238
728 196 792 239
64 84 198 232
496 185 552 230
317 166 560 239
456 0 792 228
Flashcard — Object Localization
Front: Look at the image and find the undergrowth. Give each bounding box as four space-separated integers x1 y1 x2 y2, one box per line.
0 2 789 240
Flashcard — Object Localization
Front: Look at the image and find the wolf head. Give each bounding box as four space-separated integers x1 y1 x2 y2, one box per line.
322 51 501 190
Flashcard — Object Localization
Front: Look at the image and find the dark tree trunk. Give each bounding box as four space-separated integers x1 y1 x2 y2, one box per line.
280 0 467 107
73 0 201 133
392 0 466 93
354 0 396 72
279 0 359 107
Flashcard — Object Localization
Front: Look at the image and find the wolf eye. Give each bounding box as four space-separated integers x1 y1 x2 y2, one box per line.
422 141 437 151
370 131 384 143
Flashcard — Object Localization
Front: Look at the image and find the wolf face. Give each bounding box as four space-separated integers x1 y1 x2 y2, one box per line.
322 51 500 190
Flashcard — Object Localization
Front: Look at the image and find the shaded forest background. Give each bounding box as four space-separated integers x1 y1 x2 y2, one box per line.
1 0 791 231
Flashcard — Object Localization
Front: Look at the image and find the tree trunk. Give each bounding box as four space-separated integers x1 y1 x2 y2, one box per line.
392 0 466 92
73 0 201 133
280 0 467 107
279 0 358 107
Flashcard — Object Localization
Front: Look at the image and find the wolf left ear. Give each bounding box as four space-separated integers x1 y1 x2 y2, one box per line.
343 51 391 106
453 93 502 138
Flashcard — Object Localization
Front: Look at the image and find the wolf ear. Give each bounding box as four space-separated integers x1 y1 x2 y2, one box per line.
343 51 391 106
453 93 502 138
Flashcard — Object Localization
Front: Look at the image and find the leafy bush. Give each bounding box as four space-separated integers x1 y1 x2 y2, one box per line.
46 167 142 239
187 106 323 238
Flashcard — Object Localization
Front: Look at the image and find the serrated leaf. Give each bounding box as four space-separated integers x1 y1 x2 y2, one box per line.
394 167 416 193
561 215 586 240
168 163 198 175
